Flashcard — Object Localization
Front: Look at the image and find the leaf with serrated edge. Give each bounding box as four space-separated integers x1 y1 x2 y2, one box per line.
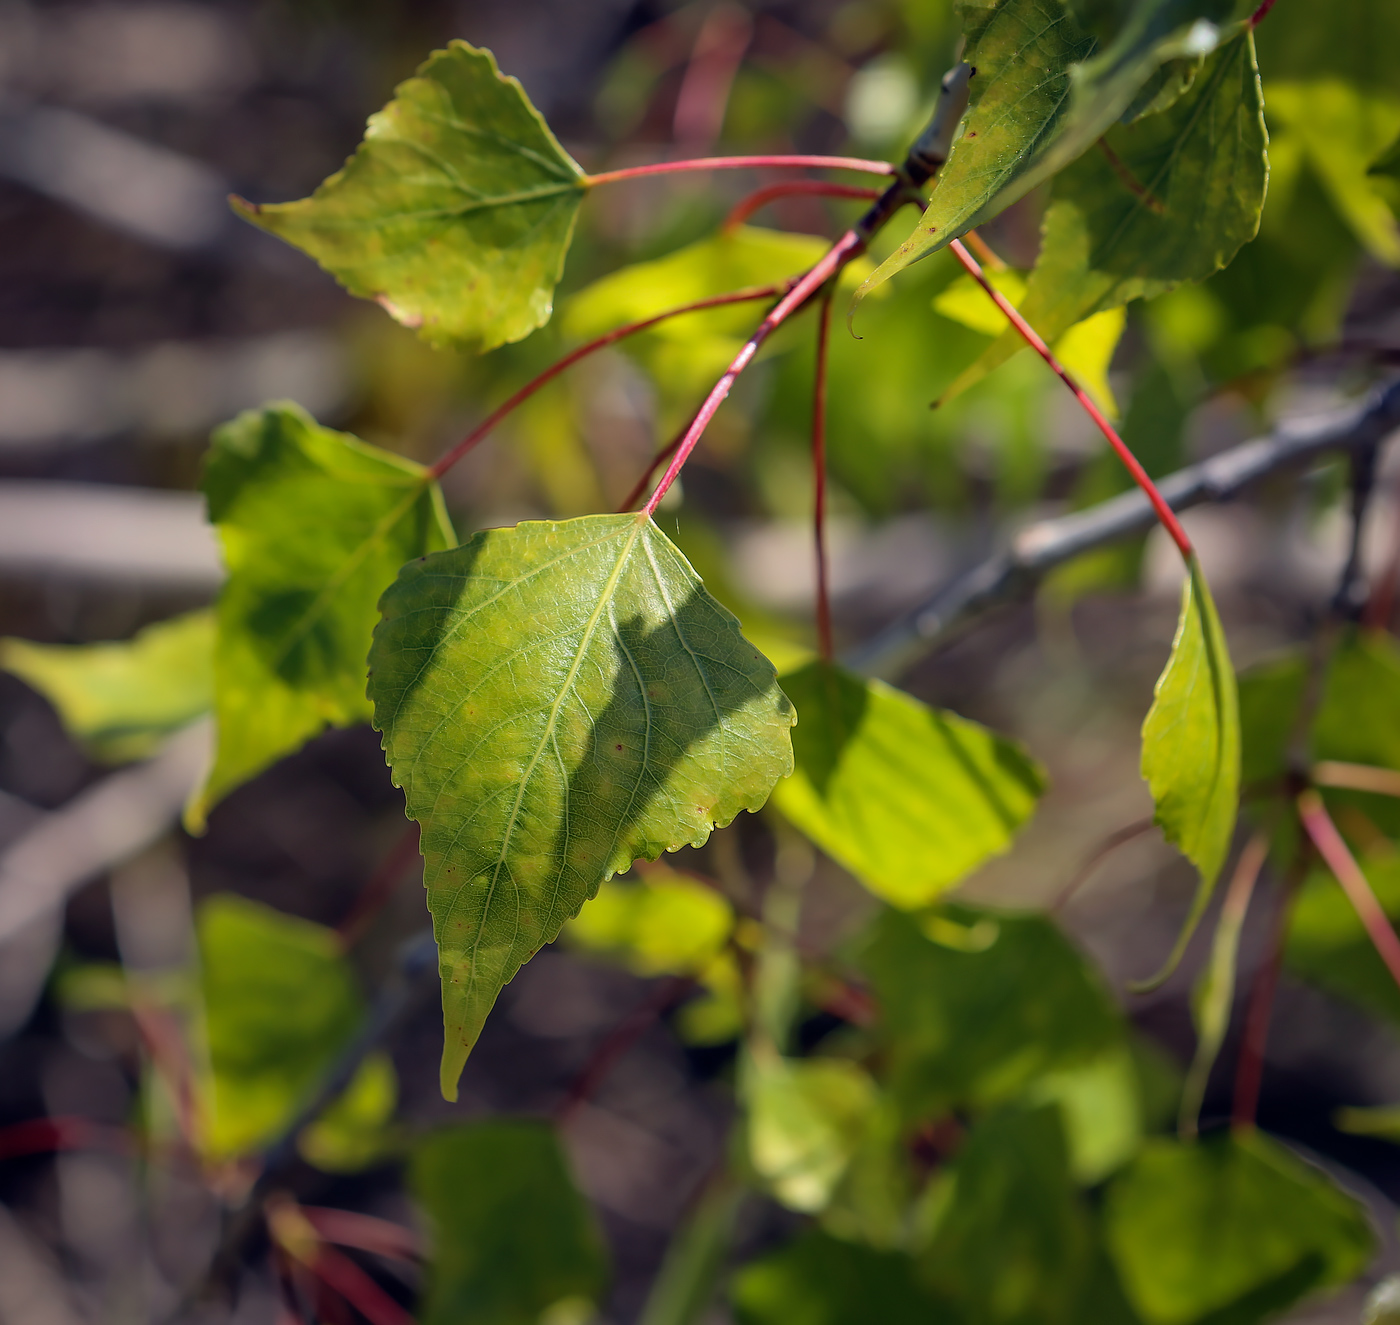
232 41 586 353
1136 554 1240 989
940 31 1266 406
190 403 453 830
369 513 794 1098
772 661 1044 909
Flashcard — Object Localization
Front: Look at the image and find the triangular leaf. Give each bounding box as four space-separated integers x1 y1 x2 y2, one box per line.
368 513 794 1098
233 41 587 353
772 661 1044 908
190 403 453 829
1 609 213 763
1136 554 1240 988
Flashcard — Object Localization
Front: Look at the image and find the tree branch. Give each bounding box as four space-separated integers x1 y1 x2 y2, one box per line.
847 379 1400 677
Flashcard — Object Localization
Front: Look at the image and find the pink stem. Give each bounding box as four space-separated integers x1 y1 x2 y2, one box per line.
1250 0 1279 25
1298 789 1400 988
723 180 882 231
812 291 835 661
300 1207 420 1264
640 229 865 516
427 285 785 480
586 155 895 188
948 238 1195 561
309 1243 415 1325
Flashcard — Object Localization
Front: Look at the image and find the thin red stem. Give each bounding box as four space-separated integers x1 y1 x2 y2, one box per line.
309 1244 414 1325
1051 817 1156 912
585 155 895 188
337 823 421 947
723 180 881 231
1298 789 1400 987
1232 869 1300 1133
0 1115 130 1161
427 284 785 480
1250 0 1279 26
299 1207 420 1264
641 229 865 517
812 291 835 661
618 424 689 514
948 238 1194 561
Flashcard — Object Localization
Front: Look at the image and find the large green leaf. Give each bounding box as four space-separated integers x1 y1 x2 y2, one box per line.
410 1121 608 1325
860 907 1122 1122
232 42 587 353
853 0 1255 308
190 403 453 830
942 30 1267 404
1136 555 1240 987
771 661 1044 907
1104 1131 1373 1325
0 610 213 763
369 513 794 1097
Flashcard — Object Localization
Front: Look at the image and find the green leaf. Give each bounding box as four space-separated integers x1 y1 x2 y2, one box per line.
1104 1131 1374 1325
942 31 1267 404
197 894 367 1158
232 41 586 353
1136 554 1240 988
860 907 1122 1122
190 403 453 830
771 662 1044 908
853 0 1255 308
410 1120 608 1325
369 513 795 1098
0 610 213 763
732 1229 938 1325
297 1050 398 1173
1023 1042 1145 1184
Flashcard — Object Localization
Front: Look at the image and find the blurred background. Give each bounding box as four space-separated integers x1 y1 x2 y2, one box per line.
0 0 1398 1320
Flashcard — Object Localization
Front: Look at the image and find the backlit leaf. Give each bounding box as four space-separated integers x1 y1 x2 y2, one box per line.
369 513 794 1097
410 1121 608 1325
1104 1131 1373 1325
232 42 587 353
1136 554 1240 988
772 662 1044 908
190 403 453 830
0 610 213 763
296 1051 398 1172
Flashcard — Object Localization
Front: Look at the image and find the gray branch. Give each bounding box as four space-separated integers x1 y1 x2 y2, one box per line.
846 378 1400 678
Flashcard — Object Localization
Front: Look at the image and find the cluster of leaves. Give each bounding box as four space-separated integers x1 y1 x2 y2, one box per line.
8 0 1400 1319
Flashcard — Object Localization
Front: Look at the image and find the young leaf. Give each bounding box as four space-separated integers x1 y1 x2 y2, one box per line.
190 403 453 830
1136 555 1240 988
0 610 213 763
410 1121 608 1325
369 513 795 1098
1104 1131 1373 1325
941 31 1267 405
771 661 1044 909
232 42 587 353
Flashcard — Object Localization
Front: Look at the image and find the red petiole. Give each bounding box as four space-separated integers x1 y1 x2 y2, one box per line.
723 180 883 232
585 155 895 188
948 237 1195 561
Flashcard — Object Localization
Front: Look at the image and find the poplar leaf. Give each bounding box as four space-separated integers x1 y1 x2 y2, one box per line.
1136 555 1240 989
368 513 795 1098
942 31 1267 405
191 403 453 830
772 662 1044 908
232 41 587 353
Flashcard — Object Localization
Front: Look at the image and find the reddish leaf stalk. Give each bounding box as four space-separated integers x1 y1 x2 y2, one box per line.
672 3 752 150
299 1207 421 1264
1050 817 1157 912
948 237 1195 561
306 1245 414 1325
812 291 835 661
963 229 1007 270
641 229 865 516
0 1114 130 1161
337 823 421 947
723 180 882 231
428 284 787 480
585 155 896 188
1249 0 1279 25
1232 869 1300 1133
618 422 690 514
1297 788 1400 988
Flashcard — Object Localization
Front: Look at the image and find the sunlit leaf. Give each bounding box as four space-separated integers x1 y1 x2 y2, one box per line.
189 403 453 831
942 31 1267 404
410 1121 608 1325
1136 555 1240 988
772 662 1044 908
232 41 587 353
931 266 1028 335
1104 1131 1373 1325
1024 1043 1145 1184
297 1051 398 1172
0 610 213 763
369 513 794 1097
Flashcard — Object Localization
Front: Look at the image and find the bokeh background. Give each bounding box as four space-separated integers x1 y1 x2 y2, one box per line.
0 0 1398 1320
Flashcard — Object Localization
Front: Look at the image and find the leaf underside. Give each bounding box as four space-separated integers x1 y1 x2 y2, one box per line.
191 403 452 830
232 41 586 353
1136 555 1240 989
368 513 795 1098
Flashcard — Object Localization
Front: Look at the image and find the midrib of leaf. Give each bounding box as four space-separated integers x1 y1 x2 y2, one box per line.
412 107 583 182
465 516 647 974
